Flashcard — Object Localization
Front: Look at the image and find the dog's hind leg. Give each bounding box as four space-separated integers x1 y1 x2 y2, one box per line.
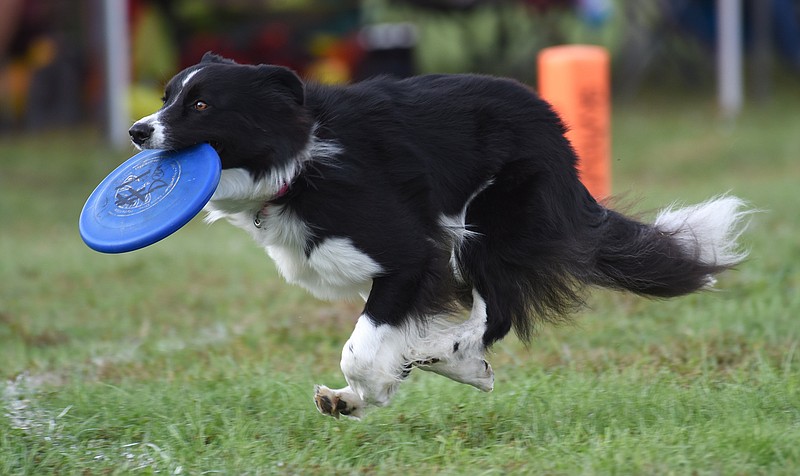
410 289 495 392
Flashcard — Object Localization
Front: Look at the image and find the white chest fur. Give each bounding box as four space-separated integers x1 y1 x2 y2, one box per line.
210 202 382 301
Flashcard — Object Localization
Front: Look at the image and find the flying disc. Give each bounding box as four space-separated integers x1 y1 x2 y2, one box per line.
79 143 221 253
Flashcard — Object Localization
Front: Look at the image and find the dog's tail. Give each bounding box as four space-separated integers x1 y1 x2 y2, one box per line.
589 195 752 297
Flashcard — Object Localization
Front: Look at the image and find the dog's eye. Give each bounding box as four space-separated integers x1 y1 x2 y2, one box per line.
193 100 209 111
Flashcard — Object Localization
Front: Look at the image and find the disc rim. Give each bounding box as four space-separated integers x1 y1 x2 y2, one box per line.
79 144 221 253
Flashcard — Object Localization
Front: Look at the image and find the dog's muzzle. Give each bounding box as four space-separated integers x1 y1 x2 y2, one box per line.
129 122 154 147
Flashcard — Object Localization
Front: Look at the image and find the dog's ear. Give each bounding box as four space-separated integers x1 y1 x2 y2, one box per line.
201 52 237 65
259 65 305 106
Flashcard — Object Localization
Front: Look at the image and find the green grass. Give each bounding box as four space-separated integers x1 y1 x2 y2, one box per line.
1 92 799 475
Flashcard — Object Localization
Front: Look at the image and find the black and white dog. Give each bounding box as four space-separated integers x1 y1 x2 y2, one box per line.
129 53 749 418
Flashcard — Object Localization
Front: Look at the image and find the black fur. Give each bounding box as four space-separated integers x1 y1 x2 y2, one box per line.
140 55 742 347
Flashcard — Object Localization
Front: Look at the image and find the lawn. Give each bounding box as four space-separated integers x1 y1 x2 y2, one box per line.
1 91 799 475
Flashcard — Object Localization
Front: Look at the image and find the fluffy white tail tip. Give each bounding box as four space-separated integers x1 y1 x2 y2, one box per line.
654 195 753 269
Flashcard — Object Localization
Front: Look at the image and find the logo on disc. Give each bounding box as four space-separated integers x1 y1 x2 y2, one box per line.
110 156 180 216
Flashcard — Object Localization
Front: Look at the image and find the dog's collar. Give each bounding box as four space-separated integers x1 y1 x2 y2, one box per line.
253 182 290 228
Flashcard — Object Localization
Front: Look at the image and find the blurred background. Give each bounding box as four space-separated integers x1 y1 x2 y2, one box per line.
2 0 800 142
1 5 799 473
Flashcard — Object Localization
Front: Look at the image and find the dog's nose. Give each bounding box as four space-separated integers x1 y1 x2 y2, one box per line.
129 123 154 145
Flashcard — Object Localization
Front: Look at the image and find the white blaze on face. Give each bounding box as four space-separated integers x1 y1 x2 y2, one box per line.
180 68 202 88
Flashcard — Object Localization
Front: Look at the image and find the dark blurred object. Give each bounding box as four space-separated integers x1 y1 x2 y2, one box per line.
669 0 800 67
356 23 417 79
618 0 800 98
153 0 360 73
395 0 572 13
1 0 88 131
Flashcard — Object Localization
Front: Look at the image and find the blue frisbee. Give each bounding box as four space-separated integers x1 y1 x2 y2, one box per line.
79 143 221 253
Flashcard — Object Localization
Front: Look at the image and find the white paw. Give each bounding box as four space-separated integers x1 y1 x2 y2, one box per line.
313 385 367 419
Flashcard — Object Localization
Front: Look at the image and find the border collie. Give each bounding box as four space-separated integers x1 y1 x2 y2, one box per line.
129 53 750 419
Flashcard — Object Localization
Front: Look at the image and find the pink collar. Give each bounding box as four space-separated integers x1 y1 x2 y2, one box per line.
275 182 290 199
254 182 290 228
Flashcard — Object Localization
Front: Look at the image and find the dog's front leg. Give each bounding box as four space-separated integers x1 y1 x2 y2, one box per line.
314 274 422 419
314 314 412 419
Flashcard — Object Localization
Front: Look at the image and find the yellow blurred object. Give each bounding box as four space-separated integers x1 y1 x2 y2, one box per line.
128 84 164 122
28 37 57 68
5 61 30 117
309 34 338 57
306 58 351 85
0 35 58 120
132 4 178 82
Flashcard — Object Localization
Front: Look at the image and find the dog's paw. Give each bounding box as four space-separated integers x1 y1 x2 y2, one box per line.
313 385 366 419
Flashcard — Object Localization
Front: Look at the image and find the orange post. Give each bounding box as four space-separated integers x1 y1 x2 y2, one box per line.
537 45 611 200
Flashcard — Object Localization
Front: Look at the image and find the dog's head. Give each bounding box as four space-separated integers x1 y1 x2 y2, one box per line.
129 53 313 177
